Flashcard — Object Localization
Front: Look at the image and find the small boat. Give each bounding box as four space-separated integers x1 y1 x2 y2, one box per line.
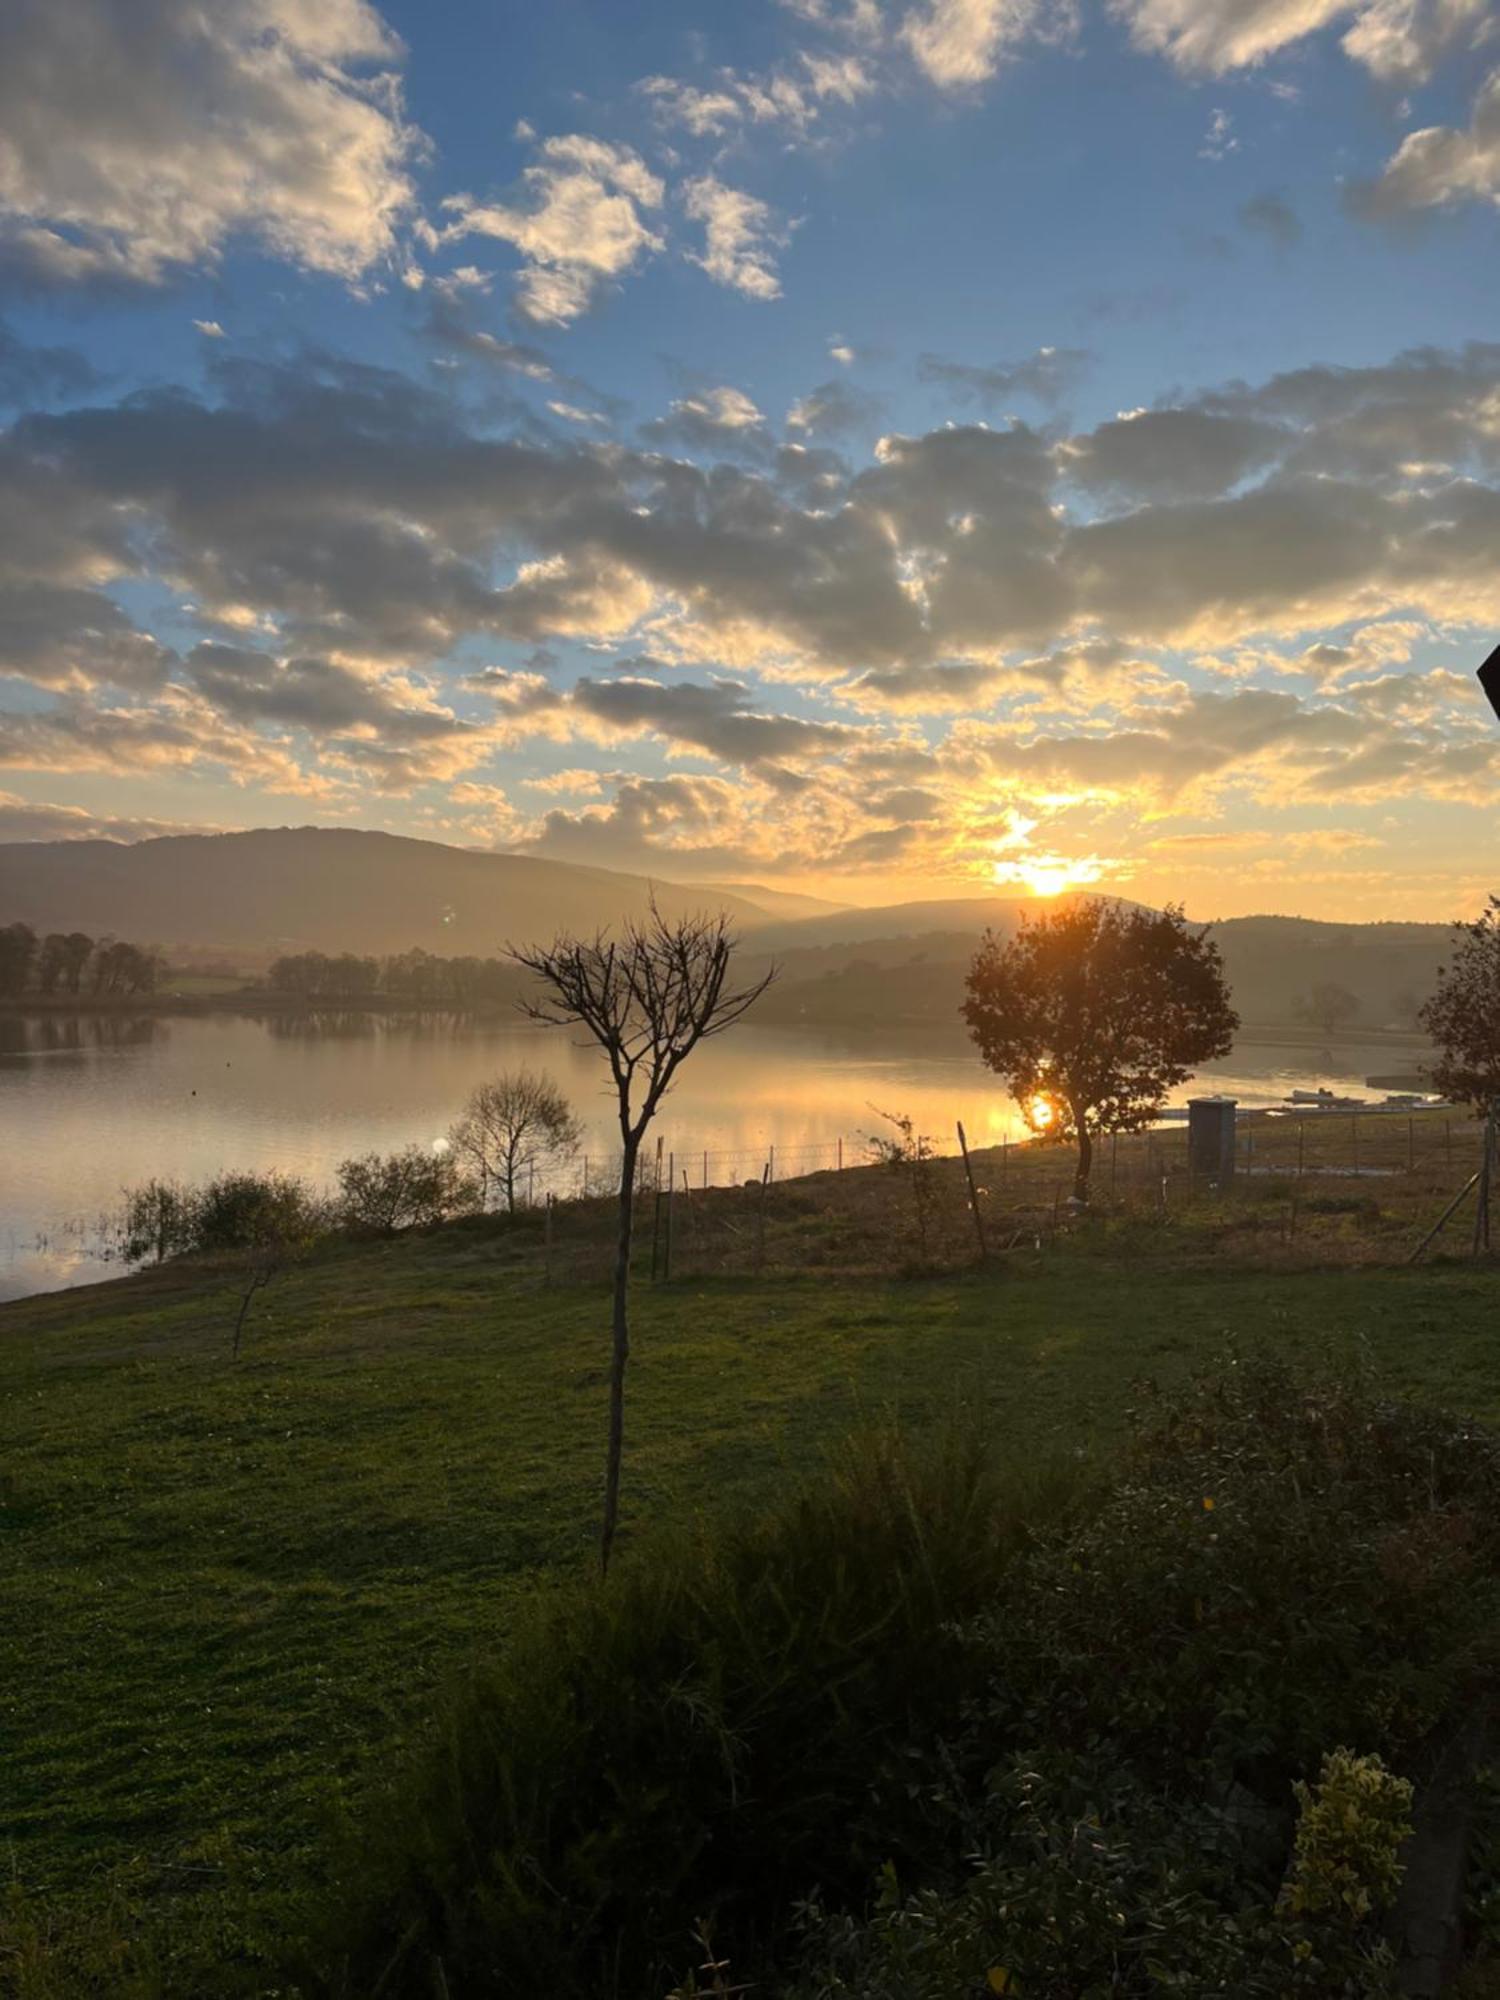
1285 1088 1367 1108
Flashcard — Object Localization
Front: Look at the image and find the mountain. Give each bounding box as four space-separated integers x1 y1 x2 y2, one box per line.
693 882 848 924
0 828 776 965
744 900 1457 1037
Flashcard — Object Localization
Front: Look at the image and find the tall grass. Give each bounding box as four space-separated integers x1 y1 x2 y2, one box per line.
318 1430 1096 1999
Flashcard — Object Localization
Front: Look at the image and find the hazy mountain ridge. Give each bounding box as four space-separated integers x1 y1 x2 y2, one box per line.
0 828 777 964
0 827 1461 1030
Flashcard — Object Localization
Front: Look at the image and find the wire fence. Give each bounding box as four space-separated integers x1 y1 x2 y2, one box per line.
491 1106 1494 1288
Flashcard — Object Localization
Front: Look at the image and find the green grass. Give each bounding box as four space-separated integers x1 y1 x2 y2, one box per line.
4 1214 1500 1982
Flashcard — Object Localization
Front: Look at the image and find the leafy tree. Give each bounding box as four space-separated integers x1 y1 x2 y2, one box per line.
335 1145 478 1235
963 901 1237 1203
60 932 94 994
448 1071 581 1212
1420 899 1500 1112
0 922 37 996
511 904 774 1573
1297 981 1360 1039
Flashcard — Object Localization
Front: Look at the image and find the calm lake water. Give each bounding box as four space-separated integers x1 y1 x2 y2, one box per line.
1 1010 1430 1299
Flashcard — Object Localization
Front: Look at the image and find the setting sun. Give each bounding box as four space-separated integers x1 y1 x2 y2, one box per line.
996 855 1105 899
1028 1095 1057 1130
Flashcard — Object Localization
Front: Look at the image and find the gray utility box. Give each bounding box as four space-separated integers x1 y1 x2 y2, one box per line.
1188 1097 1238 1182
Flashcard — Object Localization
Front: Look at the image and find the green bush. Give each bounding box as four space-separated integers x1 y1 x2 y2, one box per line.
319 1359 1500 1999
318 1434 1089 1999
182 1170 323 1255
333 1145 478 1236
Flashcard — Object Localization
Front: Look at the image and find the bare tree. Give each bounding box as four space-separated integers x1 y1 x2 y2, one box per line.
448 1071 581 1212
510 904 773 1573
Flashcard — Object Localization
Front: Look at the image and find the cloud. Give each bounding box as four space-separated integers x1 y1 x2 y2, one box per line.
1112 0 1488 81
918 344 1092 408
641 385 770 454
1199 107 1239 159
1350 66 1500 217
639 50 875 137
1240 190 1303 246
436 134 665 325
1060 408 1285 499
193 320 227 338
0 791 220 843
682 177 788 301
900 0 1066 88
787 377 881 438
0 320 100 408
0 0 420 288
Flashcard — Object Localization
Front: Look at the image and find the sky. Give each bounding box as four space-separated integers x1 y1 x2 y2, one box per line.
1 0 1499 919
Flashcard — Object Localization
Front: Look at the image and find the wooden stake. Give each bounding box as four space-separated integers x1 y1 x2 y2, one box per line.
543 1192 554 1288
1298 1120 1305 1179
956 1120 988 1262
755 1160 770 1275
664 1152 674 1283
1352 1113 1359 1178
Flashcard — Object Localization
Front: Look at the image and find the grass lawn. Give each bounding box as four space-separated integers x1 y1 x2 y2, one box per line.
4 1213 1500 1979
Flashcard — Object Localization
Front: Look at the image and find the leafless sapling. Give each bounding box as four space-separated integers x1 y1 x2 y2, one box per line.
510 905 773 1573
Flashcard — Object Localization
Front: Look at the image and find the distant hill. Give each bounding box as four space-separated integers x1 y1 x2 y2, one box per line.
0 828 776 965
746 901 1457 1037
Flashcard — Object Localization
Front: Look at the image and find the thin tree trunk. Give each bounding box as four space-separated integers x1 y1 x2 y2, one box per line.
1073 1122 1093 1204
601 1138 638 1575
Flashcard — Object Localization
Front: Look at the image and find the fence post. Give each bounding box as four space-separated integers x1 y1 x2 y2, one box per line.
837 1135 843 1173
543 1192 554 1288
1298 1120 1305 1179
768 1144 776 1184
956 1120 988 1262
1408 1116 1415 1175
581 1155 589 1200
755 1161 770 1275
703 1147 708 1191
1351 1113 1359 1178
1110 1131 1118 1197
650 1137 665 1282
663 1153 674 1282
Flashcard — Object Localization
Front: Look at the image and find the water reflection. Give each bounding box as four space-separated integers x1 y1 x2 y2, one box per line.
0 1013 166 1058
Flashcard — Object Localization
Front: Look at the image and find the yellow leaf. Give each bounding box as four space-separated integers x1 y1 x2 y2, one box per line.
1202 1496 1215 1511
987 1970 1012 1994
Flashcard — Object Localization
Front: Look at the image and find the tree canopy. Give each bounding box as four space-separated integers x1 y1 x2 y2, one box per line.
963 900 1238 1201
1419 898 1500 1113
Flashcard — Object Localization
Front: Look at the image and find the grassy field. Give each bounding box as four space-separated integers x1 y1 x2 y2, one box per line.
4 1140 1500 1983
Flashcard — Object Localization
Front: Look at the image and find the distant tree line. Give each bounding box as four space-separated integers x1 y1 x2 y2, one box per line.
0 922 164 999
264 947 529 1006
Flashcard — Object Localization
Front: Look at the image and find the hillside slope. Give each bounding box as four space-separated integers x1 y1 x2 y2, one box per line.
0 828 774 963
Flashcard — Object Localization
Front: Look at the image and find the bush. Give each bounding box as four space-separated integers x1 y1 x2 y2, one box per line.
117 1178 193 1265
184 1171 323 1255
333 1146 478 1235
318 1433 1088 1998
318 1361 1500 1999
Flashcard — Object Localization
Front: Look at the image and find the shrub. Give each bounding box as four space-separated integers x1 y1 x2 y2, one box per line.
184 1171 323 1255
333 1146 478 1235
318 1360 1500 1999
318 1433 1088 1999
117 1178 193 1265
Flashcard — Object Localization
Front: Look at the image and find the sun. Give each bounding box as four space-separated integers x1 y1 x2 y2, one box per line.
1028 1094 1056 1130
992 851 1105 899
1016 860 1078 898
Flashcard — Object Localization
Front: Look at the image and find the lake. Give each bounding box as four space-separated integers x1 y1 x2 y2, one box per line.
1 1009 1431 1299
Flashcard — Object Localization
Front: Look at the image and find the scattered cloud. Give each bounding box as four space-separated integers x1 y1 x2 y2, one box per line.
434 134 665 325
1350 66 1500 218
682 177 788 301
918 344 1093 408
0 0 421 288
1240 190 1303 246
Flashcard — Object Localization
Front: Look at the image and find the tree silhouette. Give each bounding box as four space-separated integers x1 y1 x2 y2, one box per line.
510 905 773 1573
448 1071 580 1212
1420 899 1500 1112
963 901 1238 1203
1297 981 1360 1039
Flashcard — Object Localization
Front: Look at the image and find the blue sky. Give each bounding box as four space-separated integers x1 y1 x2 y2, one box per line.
1 0 1499 917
